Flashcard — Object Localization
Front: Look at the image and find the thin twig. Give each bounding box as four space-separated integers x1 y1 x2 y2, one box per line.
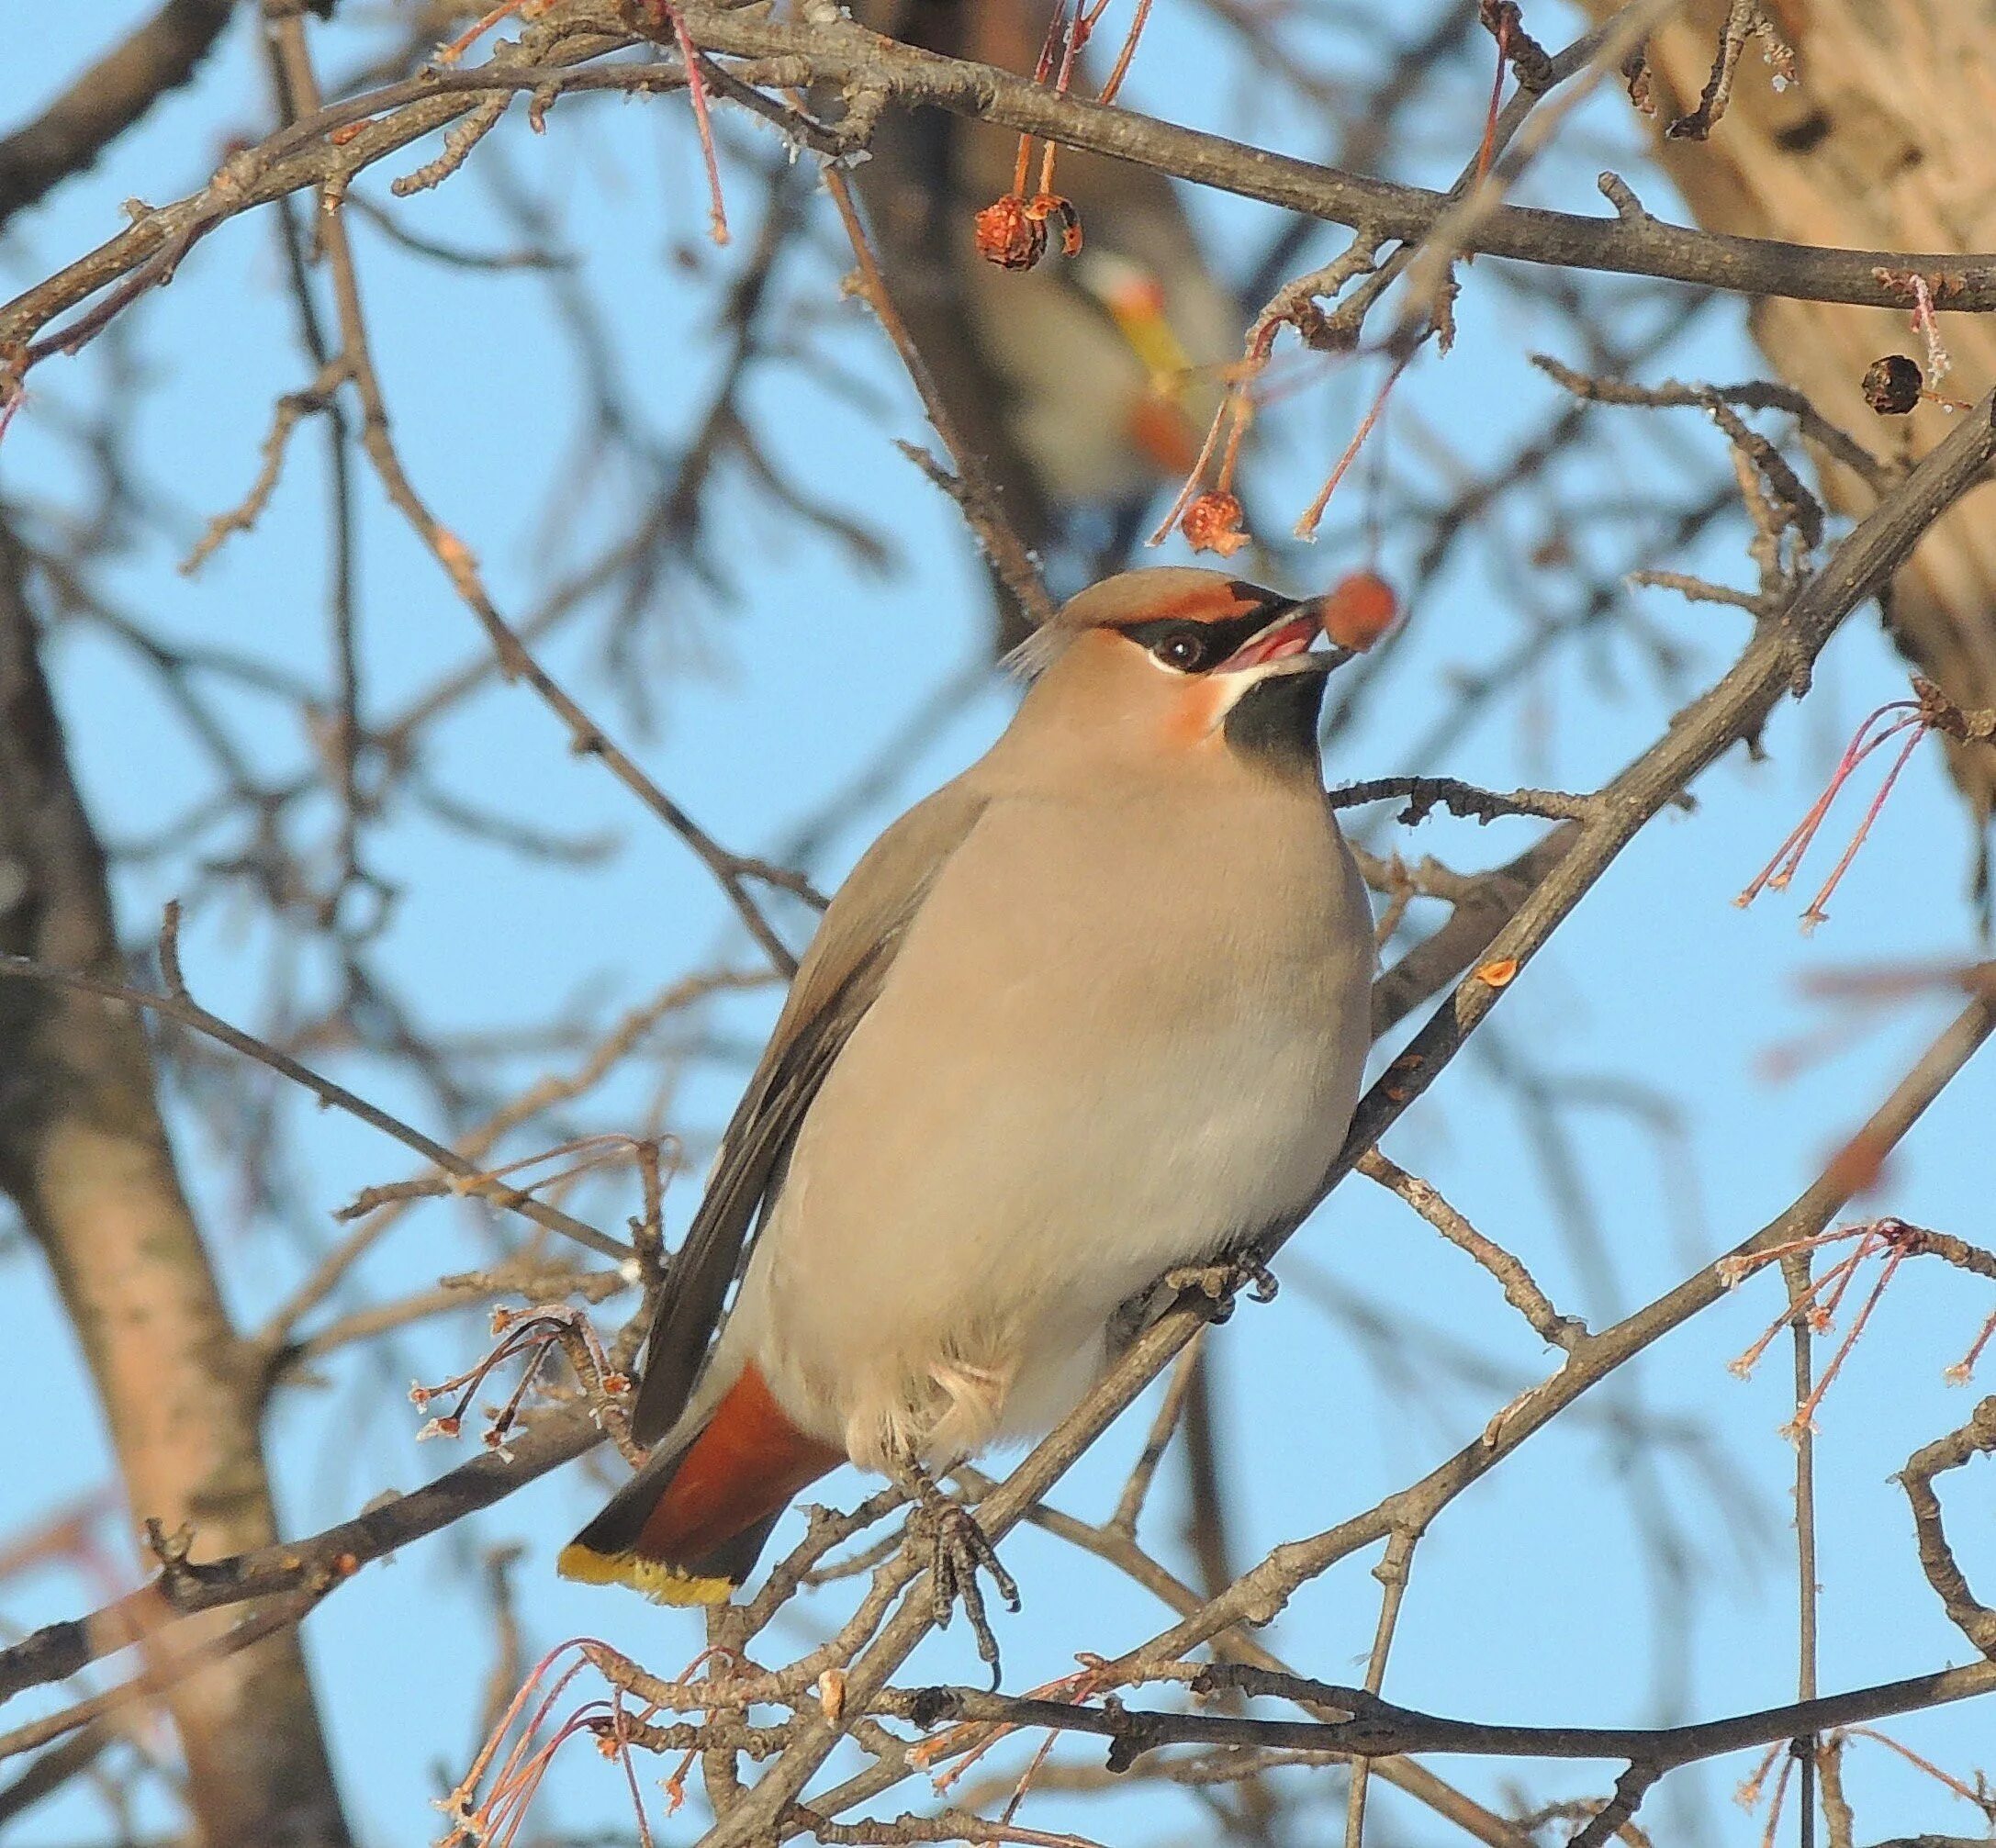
1341 1525 1421 1848
820 165 1054 633
1359 1149 1586 1350
0 912 629 1262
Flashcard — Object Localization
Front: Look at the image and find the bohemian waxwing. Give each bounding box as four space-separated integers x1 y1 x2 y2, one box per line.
562 568 1374 1662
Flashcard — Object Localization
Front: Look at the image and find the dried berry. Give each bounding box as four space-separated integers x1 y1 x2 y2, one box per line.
1180 490 1250 557
1861 353 1923 416
1026 193 1083 257
974 195 1047 272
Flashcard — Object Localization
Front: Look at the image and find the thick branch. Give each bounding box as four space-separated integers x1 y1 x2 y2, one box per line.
14 10 1996 373
675 9 1996 309
0 1402 601 1712
0 0 237 230
1577 0 1996 839
1372 826 1578 1037
891 1657 1996 1772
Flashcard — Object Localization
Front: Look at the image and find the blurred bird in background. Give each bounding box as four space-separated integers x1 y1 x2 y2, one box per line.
847 0 1242 647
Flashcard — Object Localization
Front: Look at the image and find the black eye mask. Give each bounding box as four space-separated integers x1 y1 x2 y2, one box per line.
1116 599 1298 674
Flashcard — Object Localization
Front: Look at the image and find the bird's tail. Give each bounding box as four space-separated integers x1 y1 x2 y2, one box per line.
558 1362 843 1605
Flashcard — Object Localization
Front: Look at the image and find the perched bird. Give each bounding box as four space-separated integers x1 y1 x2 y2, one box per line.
561 568 1374 1662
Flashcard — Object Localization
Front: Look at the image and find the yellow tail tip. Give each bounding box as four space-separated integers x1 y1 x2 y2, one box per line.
556 1543 733 1607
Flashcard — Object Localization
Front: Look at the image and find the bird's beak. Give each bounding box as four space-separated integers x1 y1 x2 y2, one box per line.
1213 601 1354 679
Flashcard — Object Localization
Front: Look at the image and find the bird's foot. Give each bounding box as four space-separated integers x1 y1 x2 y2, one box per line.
896 1464 1019 1688
927 1500 1020 1687
1165 1253 1280 1323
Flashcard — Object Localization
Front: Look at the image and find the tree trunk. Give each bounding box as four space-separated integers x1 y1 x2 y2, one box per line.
0 521 351 1847
1582 0 1996 882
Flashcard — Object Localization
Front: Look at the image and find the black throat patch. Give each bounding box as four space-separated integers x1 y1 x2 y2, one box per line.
1222 668 1329 776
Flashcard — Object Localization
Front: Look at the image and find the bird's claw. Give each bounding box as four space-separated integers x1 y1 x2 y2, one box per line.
928 1502 1020 1686
1165 1254 1280 1323
901 1470 1020 1688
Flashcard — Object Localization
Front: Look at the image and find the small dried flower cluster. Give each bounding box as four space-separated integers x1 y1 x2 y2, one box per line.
409 1303 630 1454
1177 489 1250 556
1737 678 1993 933
1720 1217 1996 1439
972 0 1132 272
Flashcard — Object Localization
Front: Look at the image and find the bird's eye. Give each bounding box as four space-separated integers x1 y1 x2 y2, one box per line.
1153 630 1209 672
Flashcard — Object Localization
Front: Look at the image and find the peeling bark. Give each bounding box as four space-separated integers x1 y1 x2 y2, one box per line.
0 521 350 1847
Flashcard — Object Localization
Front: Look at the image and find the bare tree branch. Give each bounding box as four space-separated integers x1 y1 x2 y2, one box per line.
888 1657 1996 1775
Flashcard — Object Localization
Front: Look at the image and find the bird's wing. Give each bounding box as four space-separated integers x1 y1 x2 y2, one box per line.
629 778 992 1446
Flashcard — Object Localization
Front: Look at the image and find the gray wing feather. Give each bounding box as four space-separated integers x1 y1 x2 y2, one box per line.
628 782 989 1446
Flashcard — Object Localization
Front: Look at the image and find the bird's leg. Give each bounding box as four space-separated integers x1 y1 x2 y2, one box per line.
890 1457 1020 1687
1164 1249 1280 1323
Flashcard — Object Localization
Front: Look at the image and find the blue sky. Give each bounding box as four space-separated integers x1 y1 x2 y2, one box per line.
5 5 1994 1844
